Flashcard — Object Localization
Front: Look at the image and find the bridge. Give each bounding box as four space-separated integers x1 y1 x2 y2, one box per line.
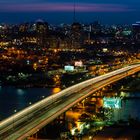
0 64 140 140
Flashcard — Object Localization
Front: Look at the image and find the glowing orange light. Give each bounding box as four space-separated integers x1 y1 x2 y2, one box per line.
33 63 37 70
52 87 61 94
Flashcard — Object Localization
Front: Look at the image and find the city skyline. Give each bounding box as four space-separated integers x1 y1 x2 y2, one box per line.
0 0 140 24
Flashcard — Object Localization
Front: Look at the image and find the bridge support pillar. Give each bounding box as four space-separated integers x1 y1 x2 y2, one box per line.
82 99 85 109
63 112 69 129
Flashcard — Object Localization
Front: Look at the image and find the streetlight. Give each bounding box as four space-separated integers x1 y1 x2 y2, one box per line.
42 95 45 99
29 102 32 105
13 109 17 129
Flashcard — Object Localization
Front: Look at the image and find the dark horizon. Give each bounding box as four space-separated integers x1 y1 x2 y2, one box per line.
0 11 139 25
0 0 140 25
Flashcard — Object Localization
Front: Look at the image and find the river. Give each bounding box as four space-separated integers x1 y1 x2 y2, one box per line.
112 91 140 121
0 85 140 122
0 86 61 120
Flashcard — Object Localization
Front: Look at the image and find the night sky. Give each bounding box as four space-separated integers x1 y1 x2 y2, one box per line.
0 0 140 24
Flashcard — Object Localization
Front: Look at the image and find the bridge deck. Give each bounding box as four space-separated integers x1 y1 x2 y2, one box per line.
0 64 140 140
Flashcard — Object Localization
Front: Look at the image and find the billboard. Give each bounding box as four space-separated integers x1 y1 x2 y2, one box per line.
75 61 83 67
64 65 74 71
103 97 121 109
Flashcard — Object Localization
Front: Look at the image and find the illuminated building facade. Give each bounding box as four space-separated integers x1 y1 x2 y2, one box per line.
71 22 83 48
132 21 140 40
35 19 49 47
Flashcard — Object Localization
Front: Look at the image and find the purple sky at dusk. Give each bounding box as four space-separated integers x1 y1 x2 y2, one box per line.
0 0 139 24
0 3 135 12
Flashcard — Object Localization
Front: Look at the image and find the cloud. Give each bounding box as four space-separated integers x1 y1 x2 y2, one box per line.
0 0 40 3
0 3 136 12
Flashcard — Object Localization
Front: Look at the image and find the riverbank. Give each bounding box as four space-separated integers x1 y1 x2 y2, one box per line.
0 71 89 89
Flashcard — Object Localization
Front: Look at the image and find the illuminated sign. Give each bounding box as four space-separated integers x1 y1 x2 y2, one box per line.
102 48 108 52
64 66 74 71
75 61 83 67
103 97 121 109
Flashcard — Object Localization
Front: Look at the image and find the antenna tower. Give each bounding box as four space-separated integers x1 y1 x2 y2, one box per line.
73 0 76 22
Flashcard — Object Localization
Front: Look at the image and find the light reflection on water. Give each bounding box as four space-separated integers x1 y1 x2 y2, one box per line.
66 111 81 120
0 86 54 120
0 86 140 123
16 89 26 110
66 92 140 124
17 89 25 96
113 98 140 121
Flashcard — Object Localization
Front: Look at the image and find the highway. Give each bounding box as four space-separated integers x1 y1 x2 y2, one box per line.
0 64 140 140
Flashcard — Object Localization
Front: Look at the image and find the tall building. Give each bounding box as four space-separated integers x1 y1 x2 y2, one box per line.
35 19 49 47
91 21 102 34
132 21 140 40
71 22 83 48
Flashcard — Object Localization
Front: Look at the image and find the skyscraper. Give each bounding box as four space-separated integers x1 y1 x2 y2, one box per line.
36 19 49 47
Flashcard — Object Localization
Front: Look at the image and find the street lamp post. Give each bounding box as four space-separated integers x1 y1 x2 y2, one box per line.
29 102 32 105
13 109 17 129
